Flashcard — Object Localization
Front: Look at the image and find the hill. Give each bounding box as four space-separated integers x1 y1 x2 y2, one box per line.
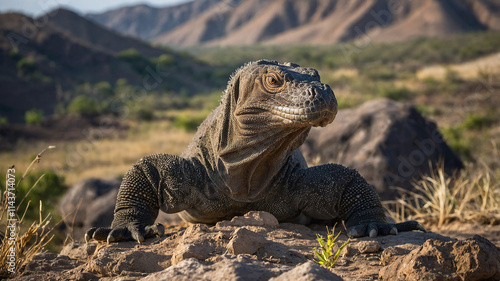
45 8 165 57
0 12 136 123
0 9 218 124
87 0 500 47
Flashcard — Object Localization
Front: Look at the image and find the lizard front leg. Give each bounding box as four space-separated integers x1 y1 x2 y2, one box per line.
291 163 425 238
85 154 201 243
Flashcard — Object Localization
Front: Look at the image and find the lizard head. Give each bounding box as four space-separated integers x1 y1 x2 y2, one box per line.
214 60 338 202
227 60 338 132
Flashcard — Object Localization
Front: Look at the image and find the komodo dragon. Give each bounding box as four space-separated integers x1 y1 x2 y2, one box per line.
86 60 425 243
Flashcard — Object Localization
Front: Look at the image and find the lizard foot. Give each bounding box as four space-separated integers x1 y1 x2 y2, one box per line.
85 223 165 244
347 220 426 238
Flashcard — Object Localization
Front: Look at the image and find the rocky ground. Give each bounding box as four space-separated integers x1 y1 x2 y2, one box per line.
11 211 500 281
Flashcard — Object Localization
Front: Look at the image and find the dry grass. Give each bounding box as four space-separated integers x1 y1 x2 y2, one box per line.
416 52 500 81
0 120 195 187
0 146 58 278
385 162 500 227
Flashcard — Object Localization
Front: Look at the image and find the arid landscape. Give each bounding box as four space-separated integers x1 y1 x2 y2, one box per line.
1 0 500 280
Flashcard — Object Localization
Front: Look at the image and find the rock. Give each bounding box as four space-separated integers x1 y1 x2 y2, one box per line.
23 253 79 272
140 256 291 281
301 99 463 200
15 253 92 281
60 242 97 260
59 178 121 239
379 245 415 266
356 240 381 254
171 242 215 265
379 235 500 281
86 246 167 276
216 211 279 228
270 261 344 281
226 228 266 255
59 178 182 241
182 224 210 239
171 224 217 265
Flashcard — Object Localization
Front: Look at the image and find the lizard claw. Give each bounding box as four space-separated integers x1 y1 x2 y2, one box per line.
348 228 359 237
390 227 398 235
86 223 165 243
416 224 427 233
347 220 425 238
85 227 96 243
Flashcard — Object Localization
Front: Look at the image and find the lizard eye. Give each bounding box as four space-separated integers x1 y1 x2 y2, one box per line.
263 72 285 93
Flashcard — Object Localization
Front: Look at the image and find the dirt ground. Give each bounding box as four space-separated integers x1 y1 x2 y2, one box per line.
429 222 500 248
11 212 500 281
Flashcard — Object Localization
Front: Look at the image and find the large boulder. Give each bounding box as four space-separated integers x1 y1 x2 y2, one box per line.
59 177 182 240
301 99 463 200
379 235 500 281
59 178 121 239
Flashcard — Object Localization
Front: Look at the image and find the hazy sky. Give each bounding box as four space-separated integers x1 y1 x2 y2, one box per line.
0 0 191 16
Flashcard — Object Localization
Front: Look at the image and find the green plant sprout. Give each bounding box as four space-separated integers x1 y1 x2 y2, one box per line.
314 224 350 268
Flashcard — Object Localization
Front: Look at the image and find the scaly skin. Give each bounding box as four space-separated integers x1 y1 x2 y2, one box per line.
86 60 425 243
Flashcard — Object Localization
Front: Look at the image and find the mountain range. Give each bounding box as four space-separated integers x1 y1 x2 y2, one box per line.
87 0 500 47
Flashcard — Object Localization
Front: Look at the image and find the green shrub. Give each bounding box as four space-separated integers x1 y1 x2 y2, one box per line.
18 170 67 221
0 168 67 221
67 95 99 117
24 109 43 125
133 108 155 121
8 49 20 59
336 96 363 109
116 48 143 61
0 116 8 125
441 126 472 160
116 48 151 73
378 86 415 101
462 114 497 130
157 54 174 67
16 57 37 76
174 113 207 131
94 81 113 98
362 64 396 80
314 225 350 268
416 105 442 117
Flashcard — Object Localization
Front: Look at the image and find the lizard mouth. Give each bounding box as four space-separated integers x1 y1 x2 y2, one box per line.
271 105 337 127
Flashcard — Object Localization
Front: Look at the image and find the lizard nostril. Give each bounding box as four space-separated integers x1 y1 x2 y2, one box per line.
308 88 315 101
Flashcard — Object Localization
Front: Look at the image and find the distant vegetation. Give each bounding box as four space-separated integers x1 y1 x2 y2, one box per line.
191 31 500 71
54 78 220 123
42 48 225 123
